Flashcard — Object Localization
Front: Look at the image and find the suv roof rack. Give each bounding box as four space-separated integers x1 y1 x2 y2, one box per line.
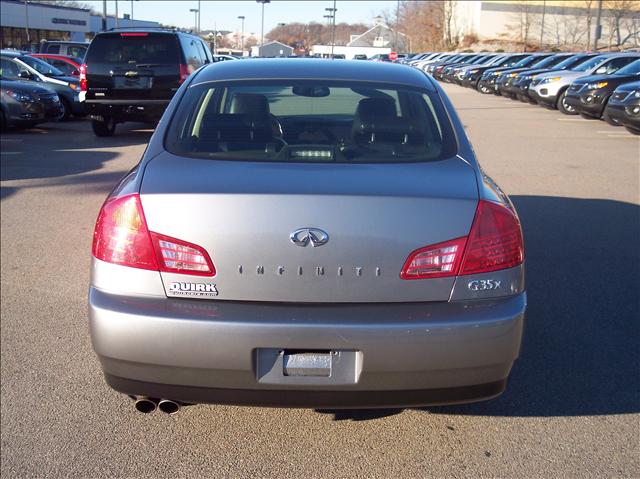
105 26 195 33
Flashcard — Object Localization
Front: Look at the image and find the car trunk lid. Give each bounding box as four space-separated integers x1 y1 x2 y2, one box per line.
140 153 479 303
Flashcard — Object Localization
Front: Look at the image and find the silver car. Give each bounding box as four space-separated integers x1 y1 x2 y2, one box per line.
89 59 526 414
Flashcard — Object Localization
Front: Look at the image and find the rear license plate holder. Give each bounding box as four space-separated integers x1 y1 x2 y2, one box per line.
114 76 152 89
256 349 362 385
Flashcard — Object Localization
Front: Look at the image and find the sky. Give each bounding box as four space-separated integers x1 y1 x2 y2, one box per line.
81 1 399 35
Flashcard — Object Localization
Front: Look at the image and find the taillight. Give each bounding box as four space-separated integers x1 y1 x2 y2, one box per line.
179 64 189 84
150 232 215 276
79 63 87 91
92 194 215 276
400 237 467 280
400 200 524 280
459 200 524 275
92 194 157 270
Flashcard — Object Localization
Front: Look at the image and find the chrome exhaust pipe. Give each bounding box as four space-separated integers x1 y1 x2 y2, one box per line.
158 399 181 415
134 397 157 414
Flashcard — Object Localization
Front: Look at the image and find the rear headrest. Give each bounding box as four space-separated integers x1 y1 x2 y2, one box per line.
354 98 397 119
230 93 270 117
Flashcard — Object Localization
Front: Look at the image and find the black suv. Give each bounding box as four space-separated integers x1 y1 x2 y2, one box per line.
81 29 213 136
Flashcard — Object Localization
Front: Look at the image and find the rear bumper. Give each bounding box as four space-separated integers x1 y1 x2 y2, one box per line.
90 288 526 407
85 99 170 123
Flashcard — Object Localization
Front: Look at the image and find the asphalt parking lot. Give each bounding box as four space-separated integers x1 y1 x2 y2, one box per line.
1 82 639 478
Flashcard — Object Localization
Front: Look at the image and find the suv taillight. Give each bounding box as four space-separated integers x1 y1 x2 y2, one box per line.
400 200 524 280
79 63 87 91
92 194 215 276
179 64 189 84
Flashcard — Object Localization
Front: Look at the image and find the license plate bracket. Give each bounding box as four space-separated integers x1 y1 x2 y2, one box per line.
256 349 362 385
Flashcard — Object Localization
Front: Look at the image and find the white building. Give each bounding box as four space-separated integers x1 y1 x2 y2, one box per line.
447 1 640 49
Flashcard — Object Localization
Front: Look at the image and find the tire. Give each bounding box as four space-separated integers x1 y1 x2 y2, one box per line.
478 83 493 94
602 112 620 127
0 109 6 131
92 117 116 137
579 112 597 120
58 97 72 121
624 125 640 135
557 90 577 115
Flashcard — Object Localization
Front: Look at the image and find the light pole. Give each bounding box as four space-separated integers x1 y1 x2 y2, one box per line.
24 0 31 45
130 0 133 20
325 2 337 57
238 15 245 54
256 0 270 47
190 8 199 33
115 0 119 29
594 0 603 51
102 0 107 31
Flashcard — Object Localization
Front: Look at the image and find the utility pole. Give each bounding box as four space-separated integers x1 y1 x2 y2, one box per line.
115 0 119 29
130 0 133 20
539 0 546 47
24 1 31 45
238 16 245 55
593 0 603 51
102 0 107 31
198 0 201 34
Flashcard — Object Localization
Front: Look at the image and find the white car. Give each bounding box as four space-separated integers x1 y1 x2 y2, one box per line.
529 53 639 114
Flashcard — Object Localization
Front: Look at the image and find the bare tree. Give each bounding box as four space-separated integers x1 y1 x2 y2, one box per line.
604 0 640 48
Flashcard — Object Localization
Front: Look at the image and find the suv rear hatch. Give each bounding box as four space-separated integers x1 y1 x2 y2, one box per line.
84 32 183 101
140 154 479 303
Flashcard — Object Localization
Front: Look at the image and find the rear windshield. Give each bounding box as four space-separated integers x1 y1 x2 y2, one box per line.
86 33 180 65
165 80 457 163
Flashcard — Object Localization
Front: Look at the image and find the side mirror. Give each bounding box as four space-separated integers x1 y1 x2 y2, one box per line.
595 66 607 74
19 70 32 79
71 69 80 76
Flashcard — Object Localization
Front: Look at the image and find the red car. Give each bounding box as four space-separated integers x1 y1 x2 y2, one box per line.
29 54 82 77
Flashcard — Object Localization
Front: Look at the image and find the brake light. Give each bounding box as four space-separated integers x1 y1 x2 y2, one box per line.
120 32 149 37
179 64 189 84
150 232 215 276
79 63 87 91
92 194 215 276
459 200 524 275
400 200 524 280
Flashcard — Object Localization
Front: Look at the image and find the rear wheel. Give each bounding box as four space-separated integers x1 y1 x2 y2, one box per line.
557 90 577 115
92 117 116 137
58 97 72 121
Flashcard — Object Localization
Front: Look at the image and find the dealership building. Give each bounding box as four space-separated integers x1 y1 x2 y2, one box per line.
0 0 159 50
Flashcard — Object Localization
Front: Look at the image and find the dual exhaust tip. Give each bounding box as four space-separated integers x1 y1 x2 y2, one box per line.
134 397 180 414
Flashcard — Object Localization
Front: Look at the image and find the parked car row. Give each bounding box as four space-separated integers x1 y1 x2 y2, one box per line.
407 51 640 135
0 49 87 128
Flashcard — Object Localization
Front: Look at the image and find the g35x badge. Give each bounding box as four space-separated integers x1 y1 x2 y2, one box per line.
468 279 501 291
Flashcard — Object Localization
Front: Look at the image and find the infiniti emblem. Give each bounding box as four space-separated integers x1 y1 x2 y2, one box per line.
290 228 329 247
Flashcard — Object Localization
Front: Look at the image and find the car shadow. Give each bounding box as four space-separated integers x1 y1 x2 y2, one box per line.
319 195 639 420
1 122 153 182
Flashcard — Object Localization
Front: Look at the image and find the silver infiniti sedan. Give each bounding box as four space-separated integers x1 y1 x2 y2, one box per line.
89 59 526 414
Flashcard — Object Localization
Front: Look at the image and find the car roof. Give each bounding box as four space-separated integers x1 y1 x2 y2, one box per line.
0 50 21 58
191 58 434 90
